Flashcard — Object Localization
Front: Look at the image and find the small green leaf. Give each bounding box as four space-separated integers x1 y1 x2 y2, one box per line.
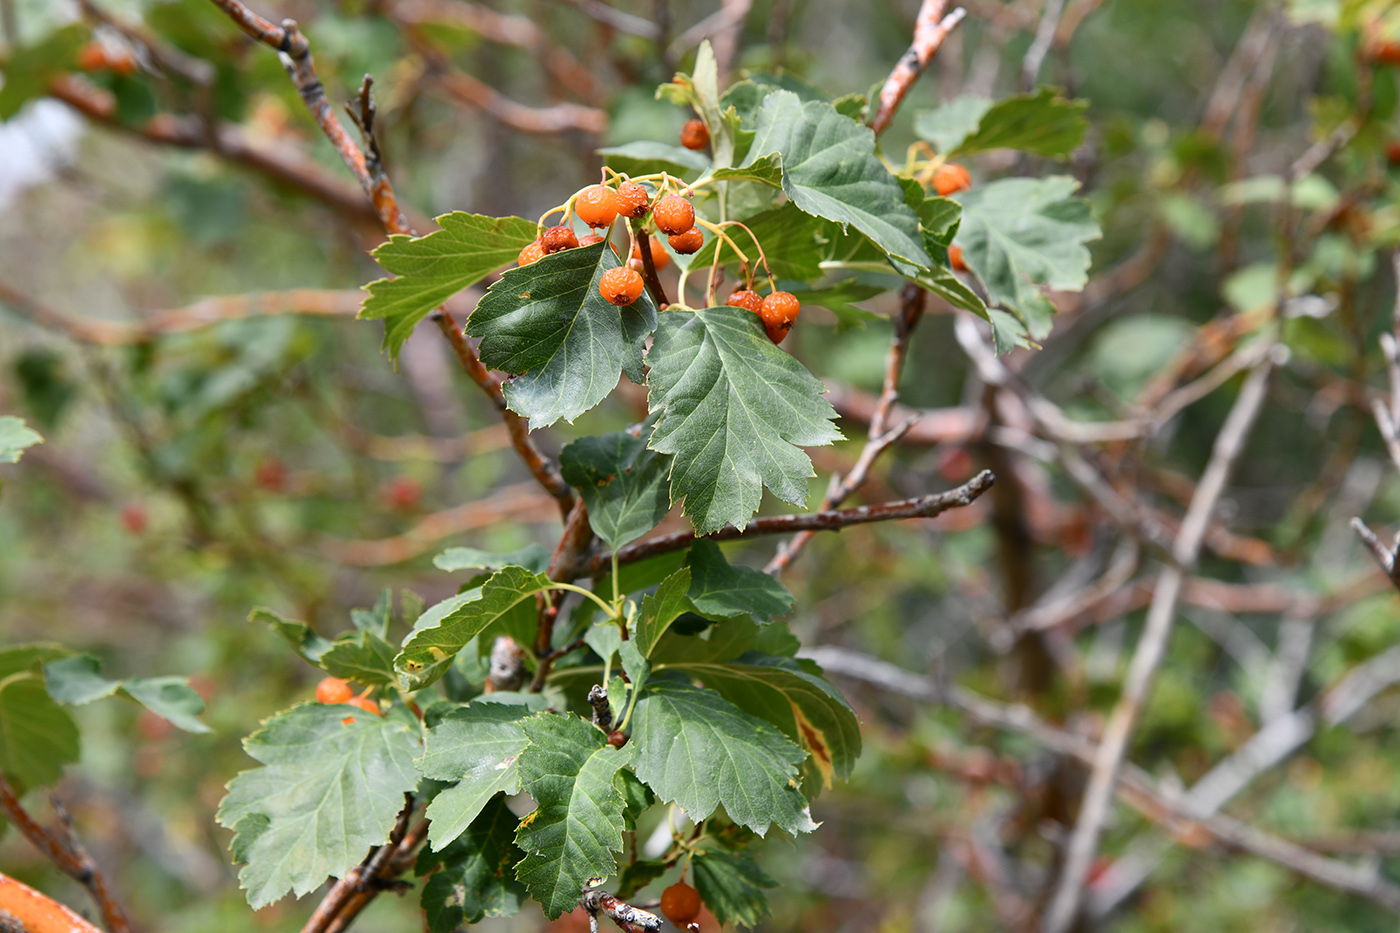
597 141 710 177
350 590 392 639
657 41 737 169
691 849 777 928
646 306 842 534
360 212 539 361
417 703 531 849
469 243 658 428
633 568 692 657
915 88 1089 158
742 91 931 269
0 673 78 787
434 544 551 574
0 416 43 464
396 567 554 690
956 176 1099 341
43 655 119 705
513 713 631 918
685 540 794 623
560 426 672 550
321 629 399 688
44 656 210 733
252 607 334 665
0 25 88 119
419 797 526 931
630 682 814 836
217 704 421 908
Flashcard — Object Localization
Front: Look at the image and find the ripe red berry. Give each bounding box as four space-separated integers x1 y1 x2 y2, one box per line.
381 475 422 512
948 244 967 272
668 227 704 254
630 237 670 271
345 696 380 717
518 239 545 266
316 677 354 704
599 267 645 305
120 502 148 535
541 225 579 253
607 730 628 748
660 882 703 926
615 182 651 218
576 185 619 228
726 289 763 315
653 195 696 236
680 118 709 151
932 162 972 196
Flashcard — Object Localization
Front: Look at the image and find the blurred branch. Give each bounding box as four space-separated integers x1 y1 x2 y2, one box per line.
0 871 105 933
1352 252 1400 591
205 0 575 520
768 284 926 574
1020 0 1065 89
548 0 662 39
1042 347 1278 933
582 471 996 577
318 482 558 566
0 280 363 344
869 0 966 136
0 777 131 933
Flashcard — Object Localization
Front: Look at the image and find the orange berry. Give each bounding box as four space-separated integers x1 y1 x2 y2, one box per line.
668 227 704 254
579 233 606 247
576 185 619 228
932 162 972 196
653 195 695 236
630 237 670 271
660 882 703 926
680 118 709 151
949 244 967 272
345 696 380 717
726 289 763 315
518 240 545 266
760 291 801 326
1369 38 1400 66
541 225 579 253
77 41 108 72
599 267 645 305
615 182 651 218
316 677 354 704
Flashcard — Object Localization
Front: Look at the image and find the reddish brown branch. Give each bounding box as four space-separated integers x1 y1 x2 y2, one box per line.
0 777 131 933
869 1 967 135
300 797 416 933
580 470 996 578
0 871 105 933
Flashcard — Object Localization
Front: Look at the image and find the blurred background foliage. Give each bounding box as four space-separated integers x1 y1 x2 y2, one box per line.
5 0 1400 930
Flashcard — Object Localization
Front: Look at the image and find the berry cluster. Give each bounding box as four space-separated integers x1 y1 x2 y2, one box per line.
728 288 801 344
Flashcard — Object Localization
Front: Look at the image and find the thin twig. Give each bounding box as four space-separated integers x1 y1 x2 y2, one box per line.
581 471 996 578
1041 348 1278 933
0 777 131 933
767 284 926 574
1020 0 1066 89
869 1 967 135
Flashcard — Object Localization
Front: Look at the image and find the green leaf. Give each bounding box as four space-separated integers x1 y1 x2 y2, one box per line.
360 212 539 361
691 849 777 928
419 797 526 931
43 656 210 733
915 88 1089 159
396 567 555 690
468 242 658 428
560 426 672 550
597 141 710 177
513 713 631 918
321 629 399 688
216 704 421 908
417 703 531 850
629 682 814 836
657 41 737 169
786 282 883 332
0 25 88 119
350 590 392 639
0 673 79 787
684 203 825 282
685 540 794 623
741 91 931 269
434 544 551 574
633 568 692 657
0 416 42 464
663 654 859 787
646 306 842 534
252 607 335 665
956 176 1099 340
